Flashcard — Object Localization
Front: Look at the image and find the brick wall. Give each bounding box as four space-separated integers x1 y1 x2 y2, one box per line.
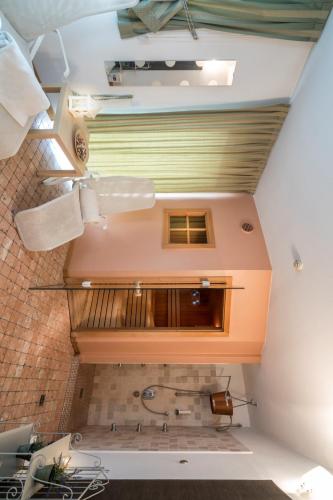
0 118 75 433
65 364 96 432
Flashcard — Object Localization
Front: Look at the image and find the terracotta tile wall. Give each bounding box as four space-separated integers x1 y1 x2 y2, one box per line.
58 355 80 432
0 114 75 432
66 363 96 432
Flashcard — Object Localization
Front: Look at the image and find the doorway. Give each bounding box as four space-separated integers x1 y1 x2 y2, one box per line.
68 288 225 331
65 276 236 334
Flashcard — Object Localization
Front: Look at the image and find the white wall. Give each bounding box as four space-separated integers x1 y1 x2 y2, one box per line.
35 12 311 111
243 12 333 472
72 428 329 499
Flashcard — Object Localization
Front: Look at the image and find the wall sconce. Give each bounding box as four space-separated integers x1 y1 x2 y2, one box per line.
68 95 97 118
293 259 303 271
68 94 133 118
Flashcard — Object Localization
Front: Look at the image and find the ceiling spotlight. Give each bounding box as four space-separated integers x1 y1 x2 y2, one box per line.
134 281 142 297
293 259 303 272
165 60 176 67
81 281 92 288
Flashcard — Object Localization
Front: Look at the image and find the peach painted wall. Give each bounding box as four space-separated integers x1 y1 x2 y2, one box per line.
67 194 271 364
66 194 270 278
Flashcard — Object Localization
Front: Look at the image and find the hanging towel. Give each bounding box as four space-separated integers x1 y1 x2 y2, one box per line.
0 31 49 127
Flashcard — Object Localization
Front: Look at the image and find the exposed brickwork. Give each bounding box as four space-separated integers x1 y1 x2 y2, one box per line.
58 355 80 432
0 114 75 432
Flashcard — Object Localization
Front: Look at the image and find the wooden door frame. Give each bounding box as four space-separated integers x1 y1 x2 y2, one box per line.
66 275 233 336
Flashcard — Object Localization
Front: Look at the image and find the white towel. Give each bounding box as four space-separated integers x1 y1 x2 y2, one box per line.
0 31 50 127
85 176 155 215
79 187 103 223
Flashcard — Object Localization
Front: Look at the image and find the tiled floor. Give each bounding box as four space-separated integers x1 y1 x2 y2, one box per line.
76 425 250 452
0 114 75 432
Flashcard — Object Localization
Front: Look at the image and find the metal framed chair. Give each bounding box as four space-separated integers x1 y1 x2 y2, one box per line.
14 177 155 251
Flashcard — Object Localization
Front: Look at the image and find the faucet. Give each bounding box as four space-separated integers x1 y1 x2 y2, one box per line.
162 423 168 433
110 423 117 432
136 423 142 433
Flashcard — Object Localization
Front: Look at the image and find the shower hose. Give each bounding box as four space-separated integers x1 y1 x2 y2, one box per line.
140 384 210 417
140 383 252 432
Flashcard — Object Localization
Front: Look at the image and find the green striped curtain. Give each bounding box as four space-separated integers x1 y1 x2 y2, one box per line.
118 0 333 42
86 105 289 193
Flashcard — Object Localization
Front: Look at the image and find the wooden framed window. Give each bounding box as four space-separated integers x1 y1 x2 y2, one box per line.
163 209 215 248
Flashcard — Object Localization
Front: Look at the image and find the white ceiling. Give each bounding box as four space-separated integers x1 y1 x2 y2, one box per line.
35 11 312 112
244 11 333 477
